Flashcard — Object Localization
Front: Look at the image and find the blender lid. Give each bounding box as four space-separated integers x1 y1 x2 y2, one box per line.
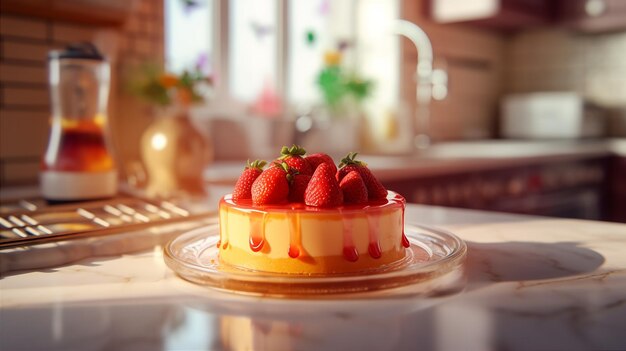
48 42 105 61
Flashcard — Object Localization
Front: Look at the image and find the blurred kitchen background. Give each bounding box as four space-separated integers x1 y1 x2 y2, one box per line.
0 0 625 221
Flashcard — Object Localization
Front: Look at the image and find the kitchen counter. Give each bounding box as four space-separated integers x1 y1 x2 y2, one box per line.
2 195 626 350
205 138 626 183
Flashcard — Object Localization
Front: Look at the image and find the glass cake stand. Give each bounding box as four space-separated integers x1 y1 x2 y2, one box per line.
164 223 467 298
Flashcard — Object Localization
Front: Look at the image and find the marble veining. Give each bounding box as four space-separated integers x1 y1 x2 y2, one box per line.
516 269 626 289
1 206 626 350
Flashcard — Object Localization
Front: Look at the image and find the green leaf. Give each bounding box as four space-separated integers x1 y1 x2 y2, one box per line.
339 152 364 168
280 144 307 157
306 30 316 45
246 159 267 170
346 78 373 101
317 66 348 107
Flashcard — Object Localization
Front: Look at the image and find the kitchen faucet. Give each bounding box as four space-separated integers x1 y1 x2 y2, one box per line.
294 20 447 152
393 20 447 150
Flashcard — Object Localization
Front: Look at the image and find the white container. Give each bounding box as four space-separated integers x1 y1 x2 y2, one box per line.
500 92 605 139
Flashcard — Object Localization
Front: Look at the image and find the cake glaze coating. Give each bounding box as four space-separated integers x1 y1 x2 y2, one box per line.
218 191 409 274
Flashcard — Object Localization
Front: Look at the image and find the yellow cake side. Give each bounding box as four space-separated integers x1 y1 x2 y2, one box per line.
218 200 406 274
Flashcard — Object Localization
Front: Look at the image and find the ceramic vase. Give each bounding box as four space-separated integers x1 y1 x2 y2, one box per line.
140 106 213 198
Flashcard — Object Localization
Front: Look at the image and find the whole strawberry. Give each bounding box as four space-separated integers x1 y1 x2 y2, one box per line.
278 145 312 175
305 162 343 207
288 174 311 203
337 152 387 200
339 171 368 204
251 162 292 205
232 159 267 201
305 153 337 174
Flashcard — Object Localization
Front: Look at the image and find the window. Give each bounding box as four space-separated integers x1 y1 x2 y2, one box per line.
164 0 213 75
288 0 345 104
229 0 277 102
355 0 400 119
164 0 399 116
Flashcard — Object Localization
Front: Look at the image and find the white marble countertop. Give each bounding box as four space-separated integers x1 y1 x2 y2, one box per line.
205 138 626 183
1 197 626 351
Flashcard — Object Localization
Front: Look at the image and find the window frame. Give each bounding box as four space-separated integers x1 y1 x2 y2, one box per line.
168 0 397 119
211 0 289 113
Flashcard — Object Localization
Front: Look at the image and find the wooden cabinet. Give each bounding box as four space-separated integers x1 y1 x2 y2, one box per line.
428 0 553 31
383 158 611 221
606 155 626 223
427 0 626 33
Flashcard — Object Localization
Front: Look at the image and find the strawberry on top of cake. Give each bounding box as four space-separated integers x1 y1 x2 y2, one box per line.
218 146 409 274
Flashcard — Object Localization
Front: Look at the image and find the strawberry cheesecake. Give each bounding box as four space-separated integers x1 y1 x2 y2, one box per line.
218 147 409 275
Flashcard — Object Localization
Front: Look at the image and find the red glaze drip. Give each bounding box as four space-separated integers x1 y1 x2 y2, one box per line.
366 213 382 259
249 212 265 252
368 242 382 258
219 203 229 250
288 212 302 259
249 236 264 252
401 205 410 248
217 204 222 249
341 211 359 262
288 246 300 258
402 234 410 248
343 246 359 262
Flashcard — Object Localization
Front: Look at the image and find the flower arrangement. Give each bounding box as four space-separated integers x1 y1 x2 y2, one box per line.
317 49 373 111
129 64 212 107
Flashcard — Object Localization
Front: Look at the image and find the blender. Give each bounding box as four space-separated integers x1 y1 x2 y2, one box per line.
41 43 117 202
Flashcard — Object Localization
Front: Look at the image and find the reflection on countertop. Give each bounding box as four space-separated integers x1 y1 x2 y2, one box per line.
1 204 626 351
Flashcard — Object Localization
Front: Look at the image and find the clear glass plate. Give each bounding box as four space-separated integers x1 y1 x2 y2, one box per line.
164 223 467 298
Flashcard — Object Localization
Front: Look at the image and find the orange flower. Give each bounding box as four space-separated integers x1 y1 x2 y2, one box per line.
323 50 342 66
159 74 179 88
176 88 193 106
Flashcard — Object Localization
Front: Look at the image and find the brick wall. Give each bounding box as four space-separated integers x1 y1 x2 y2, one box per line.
505 29 626 136
505 29 626 107
0 0 163 186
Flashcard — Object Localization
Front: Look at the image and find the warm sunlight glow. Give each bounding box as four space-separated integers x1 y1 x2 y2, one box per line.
151 133 168 151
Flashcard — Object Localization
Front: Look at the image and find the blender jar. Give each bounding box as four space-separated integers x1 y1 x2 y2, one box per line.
41 43 117 201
